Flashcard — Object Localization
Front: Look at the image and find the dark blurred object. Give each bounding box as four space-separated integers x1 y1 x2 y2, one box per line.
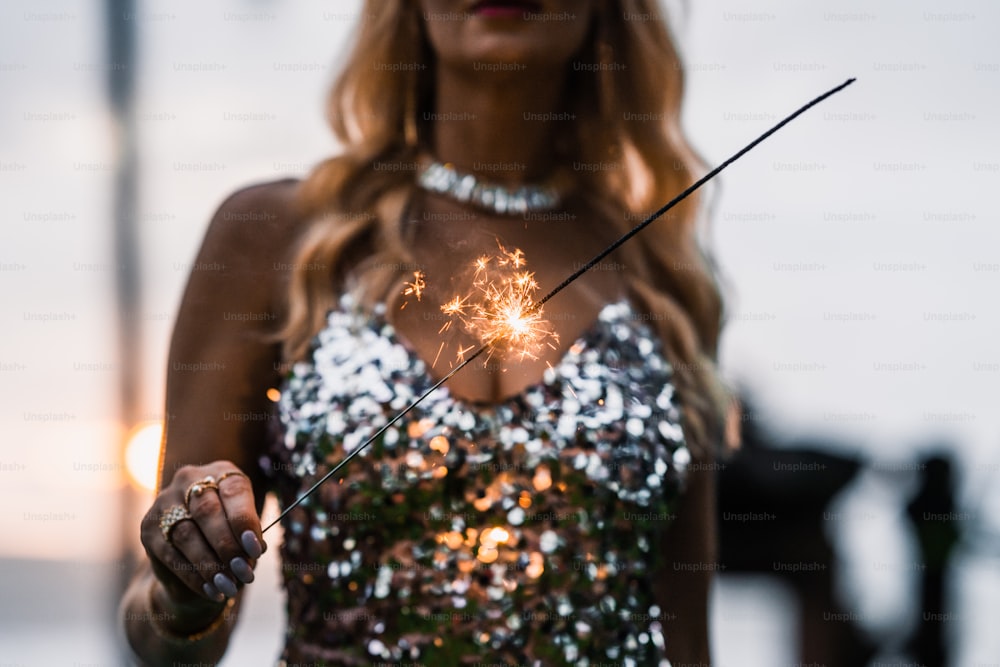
717 398 877 666
104 2 142 666
904 454 961 667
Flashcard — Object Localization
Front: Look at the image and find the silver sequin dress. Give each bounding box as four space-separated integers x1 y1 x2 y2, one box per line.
262 294 690 666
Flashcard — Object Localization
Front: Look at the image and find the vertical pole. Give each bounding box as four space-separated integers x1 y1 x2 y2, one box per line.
106 1 139 411
104 0 139 658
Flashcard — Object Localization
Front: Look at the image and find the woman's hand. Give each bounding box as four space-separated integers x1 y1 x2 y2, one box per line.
141 461 266 605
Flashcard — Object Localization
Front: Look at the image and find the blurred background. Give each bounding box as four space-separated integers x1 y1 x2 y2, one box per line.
1 0 997 664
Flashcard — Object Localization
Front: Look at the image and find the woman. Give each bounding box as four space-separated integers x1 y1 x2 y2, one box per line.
120 0 732 664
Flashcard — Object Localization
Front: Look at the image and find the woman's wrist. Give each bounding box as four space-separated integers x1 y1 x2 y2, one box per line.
147 576 235 642
121 570 237 666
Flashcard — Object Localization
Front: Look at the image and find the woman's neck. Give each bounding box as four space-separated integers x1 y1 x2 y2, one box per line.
428 63 566 185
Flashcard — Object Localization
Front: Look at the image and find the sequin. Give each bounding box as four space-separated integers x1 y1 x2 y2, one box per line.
539 530 559 554
265 295 689 665
507 507 525 526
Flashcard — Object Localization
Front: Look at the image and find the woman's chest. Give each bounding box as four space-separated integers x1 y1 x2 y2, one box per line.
389 206 627 403
275 298 690 511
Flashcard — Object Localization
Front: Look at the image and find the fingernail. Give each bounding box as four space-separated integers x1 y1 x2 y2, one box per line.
203 581 224 601
241 530 263 559
230 557 255 584
213 572 238 598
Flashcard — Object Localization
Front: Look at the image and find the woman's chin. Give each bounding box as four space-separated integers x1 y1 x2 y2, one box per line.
424 0 592 72
444 34 578 73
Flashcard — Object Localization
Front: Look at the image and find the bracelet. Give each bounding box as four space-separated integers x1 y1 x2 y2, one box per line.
146 579 235 645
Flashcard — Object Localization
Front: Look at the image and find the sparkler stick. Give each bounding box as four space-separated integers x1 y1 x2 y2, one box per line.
263 346 488 532
262 77 856 533
535 77 856 308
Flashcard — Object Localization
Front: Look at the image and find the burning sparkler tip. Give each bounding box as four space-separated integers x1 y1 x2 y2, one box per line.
438 243 557 367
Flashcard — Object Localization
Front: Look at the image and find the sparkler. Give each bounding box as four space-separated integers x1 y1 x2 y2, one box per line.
262 77 856 533
437 242 559 365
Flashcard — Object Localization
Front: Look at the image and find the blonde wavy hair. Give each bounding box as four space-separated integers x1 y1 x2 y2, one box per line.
278 0 737 457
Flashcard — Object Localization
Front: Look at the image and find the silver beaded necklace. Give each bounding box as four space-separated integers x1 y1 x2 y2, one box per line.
416 160 565 216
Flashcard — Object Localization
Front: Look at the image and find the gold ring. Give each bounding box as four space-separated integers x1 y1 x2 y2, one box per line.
184 476 219 508
216 470 249 486
160 504 192 543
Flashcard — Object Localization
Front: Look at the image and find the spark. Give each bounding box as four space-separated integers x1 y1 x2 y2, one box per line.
400 270 425 309
441 294 469 318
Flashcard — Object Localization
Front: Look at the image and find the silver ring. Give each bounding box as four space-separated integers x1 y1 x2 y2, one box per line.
160 504 192 543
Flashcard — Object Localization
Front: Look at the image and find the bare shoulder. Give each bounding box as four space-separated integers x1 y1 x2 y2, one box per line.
190 178 313 319
199 178 307 266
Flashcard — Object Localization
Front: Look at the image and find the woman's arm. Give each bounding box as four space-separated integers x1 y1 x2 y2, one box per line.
656 448 718 665
158 179 302 522
120 179 303 666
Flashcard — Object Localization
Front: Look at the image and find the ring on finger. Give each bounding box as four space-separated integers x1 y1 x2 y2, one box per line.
184 476 220 508
160 504 193 543
216 470 249 487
